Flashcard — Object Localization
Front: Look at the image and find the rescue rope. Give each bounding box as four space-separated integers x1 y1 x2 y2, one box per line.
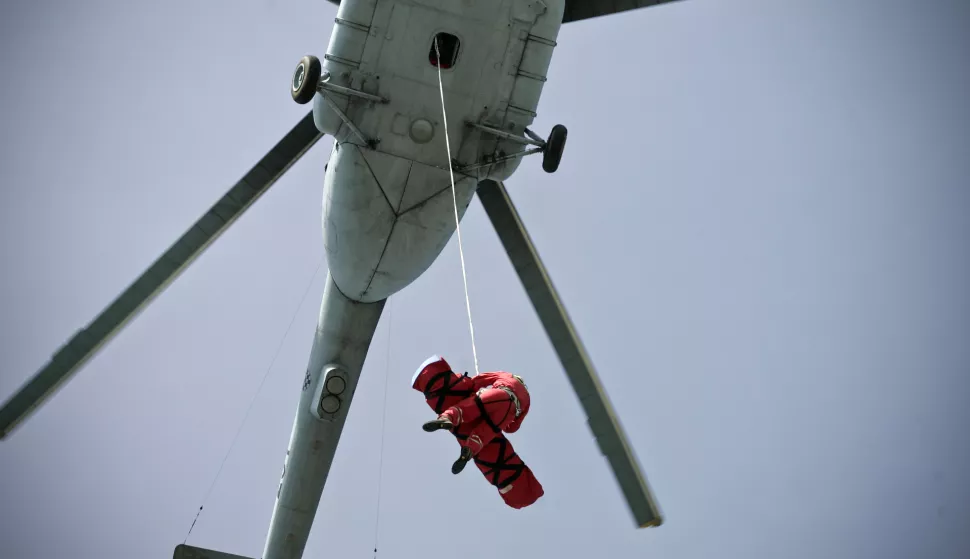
372 300 392 557
434 36 480 376
182 255 326 545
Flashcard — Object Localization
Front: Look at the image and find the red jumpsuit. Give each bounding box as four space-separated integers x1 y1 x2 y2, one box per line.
439 371 531 456
412 355 543 509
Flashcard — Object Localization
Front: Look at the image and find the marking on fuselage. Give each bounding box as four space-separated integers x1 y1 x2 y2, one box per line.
277 449 290 499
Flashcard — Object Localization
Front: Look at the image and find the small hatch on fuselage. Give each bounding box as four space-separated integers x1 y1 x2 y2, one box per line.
429 32 460 69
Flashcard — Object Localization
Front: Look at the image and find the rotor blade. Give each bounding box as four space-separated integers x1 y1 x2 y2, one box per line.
174 543 255 559
0 111 323 440
563 0 684 24
476 179 663 528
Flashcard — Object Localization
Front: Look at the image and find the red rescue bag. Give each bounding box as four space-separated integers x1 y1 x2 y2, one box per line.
412 356 544 509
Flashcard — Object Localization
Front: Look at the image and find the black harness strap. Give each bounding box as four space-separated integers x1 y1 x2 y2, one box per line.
453 431 525 489
473 437 526 489
474 393 507 434
423 370 473 413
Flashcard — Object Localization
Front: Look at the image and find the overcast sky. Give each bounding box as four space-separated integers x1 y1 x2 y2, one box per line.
1 0 968 558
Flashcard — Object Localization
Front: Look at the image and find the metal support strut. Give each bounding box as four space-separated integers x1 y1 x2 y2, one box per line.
313 70 387 149
467 121 546 148
316 72 389 104
457 147 544 173
319 92 374 148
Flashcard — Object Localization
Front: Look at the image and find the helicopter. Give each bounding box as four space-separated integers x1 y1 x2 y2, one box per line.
0 1 681 558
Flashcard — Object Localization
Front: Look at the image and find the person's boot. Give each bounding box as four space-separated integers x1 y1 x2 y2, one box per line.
422 415 453 432
451 447 472 474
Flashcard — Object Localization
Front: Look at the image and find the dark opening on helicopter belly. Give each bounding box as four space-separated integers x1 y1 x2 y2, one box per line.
429 32 460 69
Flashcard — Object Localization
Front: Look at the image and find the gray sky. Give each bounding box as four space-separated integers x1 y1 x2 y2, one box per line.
2 0 968 558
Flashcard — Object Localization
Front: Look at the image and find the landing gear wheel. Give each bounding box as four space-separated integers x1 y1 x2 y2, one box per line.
291 55 322 105
542 124 567 173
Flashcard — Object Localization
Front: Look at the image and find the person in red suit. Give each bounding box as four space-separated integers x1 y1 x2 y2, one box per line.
423 369 532 473
412 355 543 508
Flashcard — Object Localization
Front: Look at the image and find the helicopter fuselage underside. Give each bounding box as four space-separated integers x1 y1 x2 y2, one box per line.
314 0 563 303
264 0 564 558
322 140 478 302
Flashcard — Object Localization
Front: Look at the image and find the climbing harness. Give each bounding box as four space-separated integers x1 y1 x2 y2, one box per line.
474 384 521 418
501 386 522 418
434 36 480 376
182 256 325 545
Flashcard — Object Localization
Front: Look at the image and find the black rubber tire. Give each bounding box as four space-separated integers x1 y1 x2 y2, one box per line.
291 55 322 105
542 124 567 173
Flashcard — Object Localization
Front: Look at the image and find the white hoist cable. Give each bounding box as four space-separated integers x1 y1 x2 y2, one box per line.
433 37 480 376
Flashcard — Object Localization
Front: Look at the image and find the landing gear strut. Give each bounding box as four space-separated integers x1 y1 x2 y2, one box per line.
464 121 569 174
289 54 390 147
